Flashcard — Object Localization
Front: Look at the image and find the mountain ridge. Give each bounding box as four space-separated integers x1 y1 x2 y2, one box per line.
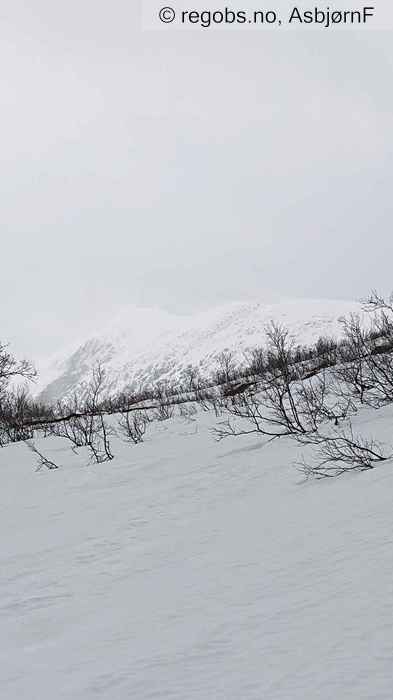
35 298 363 402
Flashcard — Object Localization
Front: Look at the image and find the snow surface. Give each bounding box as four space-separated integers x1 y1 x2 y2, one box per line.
35 298 363 401
1 402 393 699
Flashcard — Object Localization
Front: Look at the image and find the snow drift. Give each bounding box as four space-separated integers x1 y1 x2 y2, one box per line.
1 401 393 699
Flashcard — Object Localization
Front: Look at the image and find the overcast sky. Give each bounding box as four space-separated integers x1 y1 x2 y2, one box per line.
1 1 392 360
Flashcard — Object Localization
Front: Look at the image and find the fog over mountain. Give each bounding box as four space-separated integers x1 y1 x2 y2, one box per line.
35 298 362 402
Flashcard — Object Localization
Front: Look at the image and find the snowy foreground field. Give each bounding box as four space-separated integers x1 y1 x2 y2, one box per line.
1 405 393 699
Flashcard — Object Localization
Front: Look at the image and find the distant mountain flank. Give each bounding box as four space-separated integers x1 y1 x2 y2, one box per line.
35 299 362 402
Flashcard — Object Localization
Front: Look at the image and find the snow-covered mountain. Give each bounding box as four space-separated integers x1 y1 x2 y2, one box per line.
35 299 362 402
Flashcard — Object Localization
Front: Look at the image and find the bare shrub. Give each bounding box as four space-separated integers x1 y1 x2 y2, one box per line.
25 440 60 471
297 423 391 479
0 343 36 395
0 343 36 446
52 365 115 463
117 409 149 444
296 370 356 430
87 414 114 463
154 383 175 421
209 316 393 479
362 289 393 317
335 307 393 408
0 386 36 445
214 323 311 440
214 350 237 385
246 346 265 378
178 403 197 420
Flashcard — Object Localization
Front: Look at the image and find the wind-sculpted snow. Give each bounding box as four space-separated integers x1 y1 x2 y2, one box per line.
1 404 393 698
36 299 362 402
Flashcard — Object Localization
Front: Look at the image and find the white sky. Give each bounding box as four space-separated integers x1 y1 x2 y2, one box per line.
1 1 392 361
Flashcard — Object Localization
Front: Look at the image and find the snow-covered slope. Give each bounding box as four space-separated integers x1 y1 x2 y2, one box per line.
2 402 393 699
36 299 361 402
